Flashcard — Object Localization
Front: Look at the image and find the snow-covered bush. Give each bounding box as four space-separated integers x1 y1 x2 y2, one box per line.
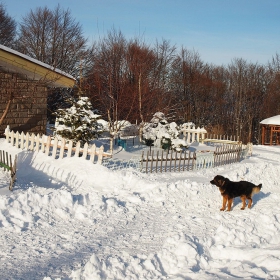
53 96 103 145
143 112 188 151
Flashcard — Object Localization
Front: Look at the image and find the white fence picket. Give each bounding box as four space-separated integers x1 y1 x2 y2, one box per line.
30 133 35 151
41 135 45 153
82 143 88 159
20 132 24 149
98 146 104 164
15 131 19 148
25 133 30 150
67 140 73 157
45 136 51 156
52 137 58 158
90 144 96 162
35 133 40 152
59 138 66 159
74 141 81 157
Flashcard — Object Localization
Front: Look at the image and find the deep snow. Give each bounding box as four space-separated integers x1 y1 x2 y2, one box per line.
0 138 280 280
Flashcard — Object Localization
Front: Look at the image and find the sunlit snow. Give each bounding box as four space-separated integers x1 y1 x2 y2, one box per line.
0 137 280 279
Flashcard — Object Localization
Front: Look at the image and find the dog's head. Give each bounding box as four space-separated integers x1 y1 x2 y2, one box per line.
210 175 227 188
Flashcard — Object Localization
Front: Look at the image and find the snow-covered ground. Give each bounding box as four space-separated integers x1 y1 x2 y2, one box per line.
0 137 280 280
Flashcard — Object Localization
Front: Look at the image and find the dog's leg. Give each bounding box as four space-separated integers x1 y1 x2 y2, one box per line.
227 198 233 211
240 196 246 210
220 195 227 211
247 197 253 208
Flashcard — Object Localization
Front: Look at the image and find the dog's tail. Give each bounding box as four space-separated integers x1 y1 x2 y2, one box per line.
252 184 262 195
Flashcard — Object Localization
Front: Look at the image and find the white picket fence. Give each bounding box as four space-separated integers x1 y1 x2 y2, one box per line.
4 126 112 164
180 125 207 143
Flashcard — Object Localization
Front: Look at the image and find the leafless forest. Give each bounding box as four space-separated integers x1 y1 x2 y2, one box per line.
1 4 279 143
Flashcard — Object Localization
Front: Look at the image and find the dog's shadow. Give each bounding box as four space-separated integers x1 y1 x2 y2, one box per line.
232 191 270 209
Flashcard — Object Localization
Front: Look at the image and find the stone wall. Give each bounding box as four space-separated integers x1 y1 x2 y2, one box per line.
0 72 48 137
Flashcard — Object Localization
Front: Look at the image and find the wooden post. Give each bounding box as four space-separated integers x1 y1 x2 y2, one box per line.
174 151 178 172
40 134 44 153
67 140 73 157
165 150 168 172
82 142 88 159
155 151 159 173
5 126 10 142
15 131 19 148
52 137 58 158
75 141 81 157
146 150 149 173
20 132 25 149
160 150 163 173
183 151 186 171
90 144 96 162
192 152 196 170
10 130 15 146
30 133 35 151
35 134 40 152
151 150 154 173
141 151 144 172
97 146 104 164
178 150 182 172
25 133 30 150
59 138 66 159
45 136 51 156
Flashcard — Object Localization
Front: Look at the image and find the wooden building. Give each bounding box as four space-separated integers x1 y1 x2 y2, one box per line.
0 44 76 137
260 115 280 145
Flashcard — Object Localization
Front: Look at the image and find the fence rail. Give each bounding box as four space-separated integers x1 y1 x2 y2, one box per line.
0 150 17 190
4 126 111 164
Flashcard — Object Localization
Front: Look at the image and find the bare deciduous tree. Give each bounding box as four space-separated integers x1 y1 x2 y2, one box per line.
0 3 17 47
16 4 92 76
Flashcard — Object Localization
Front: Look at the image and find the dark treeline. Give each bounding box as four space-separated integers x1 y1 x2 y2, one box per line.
85 30 280 143
1 3 279 143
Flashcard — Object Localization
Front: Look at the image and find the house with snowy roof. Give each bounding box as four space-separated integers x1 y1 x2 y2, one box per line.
0 44 76 136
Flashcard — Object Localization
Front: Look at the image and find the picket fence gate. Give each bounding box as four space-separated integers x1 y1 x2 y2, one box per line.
0 150 17 190
4 126 111 164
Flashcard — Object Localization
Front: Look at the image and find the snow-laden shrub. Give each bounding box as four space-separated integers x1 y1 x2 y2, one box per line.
143 112 188 151
53 96 103 145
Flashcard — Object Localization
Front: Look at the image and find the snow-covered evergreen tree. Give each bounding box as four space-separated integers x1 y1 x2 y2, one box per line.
143 112 188 151
53 96 103 145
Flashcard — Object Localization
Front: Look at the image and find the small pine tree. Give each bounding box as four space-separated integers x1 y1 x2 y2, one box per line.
53 96 103 145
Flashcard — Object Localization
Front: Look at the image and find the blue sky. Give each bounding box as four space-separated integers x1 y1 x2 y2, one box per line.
2 0 280 66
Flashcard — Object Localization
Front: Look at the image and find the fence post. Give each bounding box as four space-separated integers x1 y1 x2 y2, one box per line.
20 132 25 149
97 145 104 164
9 154 17 191
59 138 66 159
35 133 40 152
30 133 35 151
45 136 51 156
90 144 96 162
82 142 88 159
160 150 163 173
52 137 58 158
74 141 81 157
67 140 73 157
15 131 19 148
5 126 10 142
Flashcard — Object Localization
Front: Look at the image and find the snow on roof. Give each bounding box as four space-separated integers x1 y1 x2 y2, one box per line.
0 44 75 80
260 115 280 125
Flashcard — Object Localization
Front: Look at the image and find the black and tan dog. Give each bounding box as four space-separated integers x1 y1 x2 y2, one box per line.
210 175 262 211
